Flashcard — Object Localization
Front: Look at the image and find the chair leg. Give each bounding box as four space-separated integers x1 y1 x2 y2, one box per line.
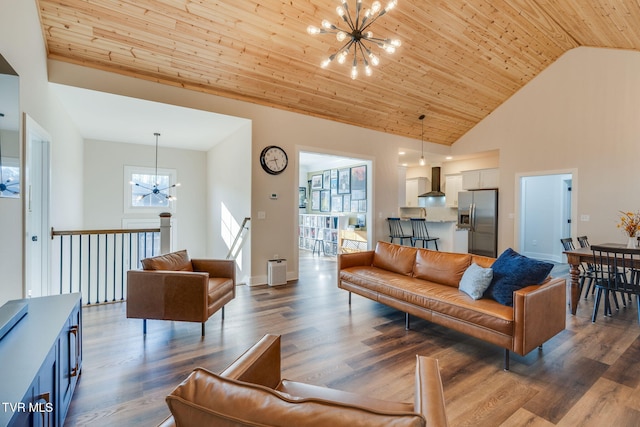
405 313 410 330
583 278 593 298
348 292 352 305
434 240 439 251
612 291 622 310
504 349 510 371
201 322 205 337
222 305 225 320
592 288 602 322
143 319 147 334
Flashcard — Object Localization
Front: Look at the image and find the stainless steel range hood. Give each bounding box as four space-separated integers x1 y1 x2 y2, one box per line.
419 167 445 197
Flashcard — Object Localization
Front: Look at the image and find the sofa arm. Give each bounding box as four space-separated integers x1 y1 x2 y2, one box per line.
220 334 281 389
414 356 449 427
512 277 566 355
191 259 235 280
338 250 375 270
126 270 209 321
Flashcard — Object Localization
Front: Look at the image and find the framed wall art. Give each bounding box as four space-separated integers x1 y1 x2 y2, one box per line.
331 195 343 212
337 168 350 194
311 190 320 210
343 194 351 212
350 165 366 200
298 187 307 208
320 190 330 212
311 174 323 190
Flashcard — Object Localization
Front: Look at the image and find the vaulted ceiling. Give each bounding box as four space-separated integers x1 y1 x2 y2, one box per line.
36 0 640 146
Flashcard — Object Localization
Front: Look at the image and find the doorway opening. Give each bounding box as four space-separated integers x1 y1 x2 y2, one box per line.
24 114 52 298
297 150 372 264
517 170 576 263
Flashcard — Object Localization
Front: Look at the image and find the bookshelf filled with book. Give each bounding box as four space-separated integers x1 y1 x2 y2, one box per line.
298 214 347 256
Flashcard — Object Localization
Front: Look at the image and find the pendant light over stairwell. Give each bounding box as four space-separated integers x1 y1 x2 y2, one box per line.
129 132 180 203
419 114 426 166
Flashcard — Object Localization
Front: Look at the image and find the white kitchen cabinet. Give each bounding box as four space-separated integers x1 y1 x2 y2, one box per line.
461 168 499 190
405 177 428 206
444 174 463 207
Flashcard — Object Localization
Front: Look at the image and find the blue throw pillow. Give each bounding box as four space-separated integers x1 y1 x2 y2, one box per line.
485 248 554 306
459 263 493 300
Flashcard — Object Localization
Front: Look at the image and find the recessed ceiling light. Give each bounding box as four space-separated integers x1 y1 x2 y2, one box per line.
401 163 408 167
445 156 453 160
399 151 405 155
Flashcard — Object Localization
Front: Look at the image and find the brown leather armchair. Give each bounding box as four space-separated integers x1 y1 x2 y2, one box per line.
159 334 449 427
126 250 235 336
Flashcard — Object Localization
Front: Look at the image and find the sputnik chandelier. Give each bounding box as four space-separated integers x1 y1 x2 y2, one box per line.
129 132 180 203
307 0 401 79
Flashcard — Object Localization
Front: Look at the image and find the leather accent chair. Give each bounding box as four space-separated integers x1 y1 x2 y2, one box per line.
159 334 449 427
127 250 235 336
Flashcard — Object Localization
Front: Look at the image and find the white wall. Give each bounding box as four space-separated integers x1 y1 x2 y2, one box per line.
83 139 207 256
453 47 640 252
207 123 252 284
0 0 84 305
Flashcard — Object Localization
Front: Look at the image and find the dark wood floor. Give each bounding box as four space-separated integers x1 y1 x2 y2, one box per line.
65 253 640 426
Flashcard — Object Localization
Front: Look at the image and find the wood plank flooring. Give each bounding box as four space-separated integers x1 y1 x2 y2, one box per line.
65 253 640 426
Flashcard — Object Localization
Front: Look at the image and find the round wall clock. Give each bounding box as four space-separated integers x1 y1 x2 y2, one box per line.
260 145 288 175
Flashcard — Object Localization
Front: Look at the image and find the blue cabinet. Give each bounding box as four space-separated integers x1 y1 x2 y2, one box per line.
0 294 82 427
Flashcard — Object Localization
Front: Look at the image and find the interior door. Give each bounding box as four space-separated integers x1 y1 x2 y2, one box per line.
24 114 51 298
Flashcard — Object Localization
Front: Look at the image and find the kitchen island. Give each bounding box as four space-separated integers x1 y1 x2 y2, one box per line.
396 207 467 253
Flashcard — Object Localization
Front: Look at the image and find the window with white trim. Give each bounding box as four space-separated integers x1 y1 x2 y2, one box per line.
124 165 178 213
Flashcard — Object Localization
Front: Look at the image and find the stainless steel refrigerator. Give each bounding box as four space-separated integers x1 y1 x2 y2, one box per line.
457 189 498 257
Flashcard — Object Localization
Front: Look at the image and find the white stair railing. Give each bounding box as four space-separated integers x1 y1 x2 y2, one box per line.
227 217 251 260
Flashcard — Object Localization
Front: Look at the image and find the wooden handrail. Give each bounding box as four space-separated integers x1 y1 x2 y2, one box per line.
51 227 160 239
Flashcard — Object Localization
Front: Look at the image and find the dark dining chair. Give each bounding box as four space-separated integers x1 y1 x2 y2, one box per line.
576 235 597 297
591 245 640 324
561 237 595 299
410 218 439 250
560 237 575 251
577 235 590 248
387 218 412 245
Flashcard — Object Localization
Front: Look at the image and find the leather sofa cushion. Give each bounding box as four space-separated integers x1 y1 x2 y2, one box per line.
166 367 426 427
372 241 416 276
207 278 234 306
413 249 471 287
277 380 414 413
341 267 514 335
471 255 495 269
142 250 193 271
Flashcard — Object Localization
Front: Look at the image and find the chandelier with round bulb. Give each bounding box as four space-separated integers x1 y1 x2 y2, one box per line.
307 0 401 79
129 133 180 204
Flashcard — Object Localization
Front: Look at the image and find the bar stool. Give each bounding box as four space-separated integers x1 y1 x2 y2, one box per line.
410 218 439 250
387 218 412 245
312 237 325 256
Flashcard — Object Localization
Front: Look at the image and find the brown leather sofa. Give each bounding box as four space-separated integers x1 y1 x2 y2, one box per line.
127 250 235 336
339 242 566 369
159 334 449 427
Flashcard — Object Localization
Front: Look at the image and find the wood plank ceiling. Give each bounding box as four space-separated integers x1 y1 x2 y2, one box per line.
36 0 640 146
